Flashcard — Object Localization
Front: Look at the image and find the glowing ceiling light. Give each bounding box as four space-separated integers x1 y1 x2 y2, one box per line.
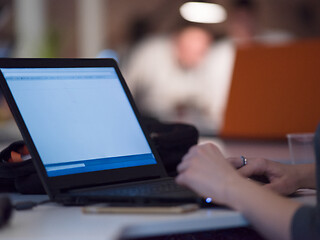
180 2 227 24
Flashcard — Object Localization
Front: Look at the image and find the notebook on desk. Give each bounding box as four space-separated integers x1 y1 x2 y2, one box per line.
0 58 207 206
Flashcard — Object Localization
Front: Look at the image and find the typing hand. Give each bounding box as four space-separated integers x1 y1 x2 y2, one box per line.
176 143 244 205
227 157 310 195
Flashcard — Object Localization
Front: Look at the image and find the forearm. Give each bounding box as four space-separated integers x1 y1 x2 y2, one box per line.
225 177 301 240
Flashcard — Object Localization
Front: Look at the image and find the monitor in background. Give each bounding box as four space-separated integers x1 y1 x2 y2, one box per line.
221 38 320 139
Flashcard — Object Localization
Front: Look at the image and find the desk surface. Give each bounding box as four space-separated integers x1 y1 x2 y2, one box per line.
0 139 315 240
1 190 316 240
1 194 249 240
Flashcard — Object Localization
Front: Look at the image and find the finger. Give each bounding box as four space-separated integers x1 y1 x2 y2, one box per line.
264 182 287 195
182 144 207 163
175 171 204 196
237 163 262 177
237 158 268 177
179 144 213 174
177 156 195 173
176 161 187 173
186 144 199 156
182 144 214 164
227 157 243 169
175 170 195 189
182 148 198 162
206 143 225 157
175 172 188 186
264 182 278 191
264 181 294 196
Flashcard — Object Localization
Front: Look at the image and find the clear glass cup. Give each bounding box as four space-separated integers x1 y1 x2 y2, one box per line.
287 133 315 164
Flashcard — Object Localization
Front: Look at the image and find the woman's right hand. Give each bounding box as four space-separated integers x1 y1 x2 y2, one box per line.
227 157 316 196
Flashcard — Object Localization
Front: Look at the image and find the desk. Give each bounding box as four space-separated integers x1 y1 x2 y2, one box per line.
1 194 250 240
0 139 317 240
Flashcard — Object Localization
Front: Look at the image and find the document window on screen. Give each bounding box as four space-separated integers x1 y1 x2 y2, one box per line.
1 67 156 177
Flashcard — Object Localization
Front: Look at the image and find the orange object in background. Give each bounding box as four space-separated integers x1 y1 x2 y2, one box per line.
8 145 29 163
221 38 320 139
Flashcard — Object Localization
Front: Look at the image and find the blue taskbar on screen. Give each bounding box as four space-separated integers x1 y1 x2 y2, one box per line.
45 153 156 177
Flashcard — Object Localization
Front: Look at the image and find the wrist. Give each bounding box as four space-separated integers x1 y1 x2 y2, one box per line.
222 174 249 209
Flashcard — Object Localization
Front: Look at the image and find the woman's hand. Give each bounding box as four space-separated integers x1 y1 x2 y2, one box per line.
176 142 316 203
227 157 316 195
176 143 244 204
176 142 304 240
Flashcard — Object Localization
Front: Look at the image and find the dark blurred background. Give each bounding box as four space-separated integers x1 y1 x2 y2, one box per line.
0 0 318 58
0 0 320 141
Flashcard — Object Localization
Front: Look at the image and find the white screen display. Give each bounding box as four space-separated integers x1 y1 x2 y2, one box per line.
1 67 156 176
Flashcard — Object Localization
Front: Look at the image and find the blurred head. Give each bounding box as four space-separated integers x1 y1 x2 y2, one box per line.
173 26 213 69
227 0 257 45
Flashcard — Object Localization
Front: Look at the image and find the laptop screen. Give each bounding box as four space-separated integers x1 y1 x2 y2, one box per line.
1 67 157 177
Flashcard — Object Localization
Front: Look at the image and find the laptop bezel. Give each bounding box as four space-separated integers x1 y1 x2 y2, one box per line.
0 58 168 198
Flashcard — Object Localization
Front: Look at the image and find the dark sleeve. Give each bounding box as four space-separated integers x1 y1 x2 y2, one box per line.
291 124 320 240
291 205 320 240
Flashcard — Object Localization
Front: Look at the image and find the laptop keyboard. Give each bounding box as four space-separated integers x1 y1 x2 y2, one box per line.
77 178 194 198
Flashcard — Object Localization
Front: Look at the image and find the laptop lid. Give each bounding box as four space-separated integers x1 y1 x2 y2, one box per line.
0 58 168 198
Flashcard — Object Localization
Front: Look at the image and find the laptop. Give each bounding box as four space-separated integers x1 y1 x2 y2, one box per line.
0 58 208 206
221 38 320 139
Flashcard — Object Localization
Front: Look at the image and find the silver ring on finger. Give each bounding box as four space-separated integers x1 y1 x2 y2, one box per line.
240 156 247 167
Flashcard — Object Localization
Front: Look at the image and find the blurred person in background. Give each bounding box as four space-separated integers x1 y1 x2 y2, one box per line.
226 0 294 46
0 0 21 142
123 0 295 136
211 0 295 74
124 22 233 135
211 0 295 89
0 0 13 121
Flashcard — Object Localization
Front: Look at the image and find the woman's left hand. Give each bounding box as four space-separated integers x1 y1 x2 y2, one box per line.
176 143 243 204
